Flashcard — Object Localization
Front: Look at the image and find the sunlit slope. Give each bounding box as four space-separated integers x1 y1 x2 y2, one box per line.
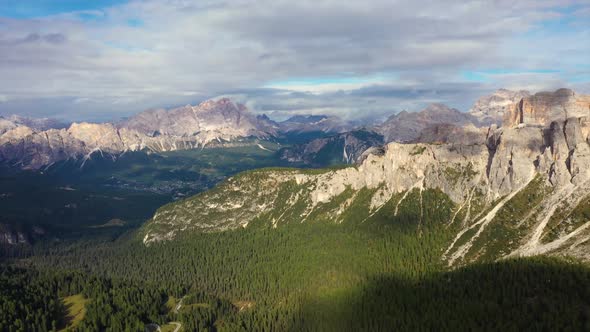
143 120 590 265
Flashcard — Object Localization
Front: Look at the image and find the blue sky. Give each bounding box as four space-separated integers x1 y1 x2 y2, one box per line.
0 0 128 18
0 0 588 121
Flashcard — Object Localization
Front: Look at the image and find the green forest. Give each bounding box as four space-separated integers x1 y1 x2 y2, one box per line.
1 186 589 331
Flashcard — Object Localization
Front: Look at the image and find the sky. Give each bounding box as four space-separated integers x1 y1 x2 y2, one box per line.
0 0 588 122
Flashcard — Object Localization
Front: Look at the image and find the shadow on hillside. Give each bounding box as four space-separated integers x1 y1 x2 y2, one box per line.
289 257 590 332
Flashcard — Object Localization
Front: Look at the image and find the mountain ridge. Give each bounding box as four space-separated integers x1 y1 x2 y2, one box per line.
0 99 278 169
1 88 581 170
142 88 590 266
0 98 355 169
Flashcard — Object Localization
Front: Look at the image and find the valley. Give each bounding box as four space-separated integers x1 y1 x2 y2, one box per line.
2 88 590 331
2 1 589 330
0 140 298 248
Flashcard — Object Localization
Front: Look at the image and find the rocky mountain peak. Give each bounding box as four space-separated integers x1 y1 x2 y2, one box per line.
422 103 455 112
197 97 243 112
376 103 476 143
121 97 271 139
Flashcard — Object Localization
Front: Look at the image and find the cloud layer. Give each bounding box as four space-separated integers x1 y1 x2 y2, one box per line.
0 0 588 121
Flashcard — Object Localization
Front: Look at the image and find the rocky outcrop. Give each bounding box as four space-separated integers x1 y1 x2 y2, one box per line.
412 123 487 145
469 89 530 126
0 126 87 169
504 88 590 127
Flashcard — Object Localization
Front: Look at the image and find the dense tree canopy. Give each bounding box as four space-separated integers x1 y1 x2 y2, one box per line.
1 189 589 331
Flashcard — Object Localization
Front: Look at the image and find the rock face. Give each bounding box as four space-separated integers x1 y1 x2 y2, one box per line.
504 88 590 127
412 123 487 145
143 88 590 266
0 99 361 169
468 89 530 126
376 103 477 142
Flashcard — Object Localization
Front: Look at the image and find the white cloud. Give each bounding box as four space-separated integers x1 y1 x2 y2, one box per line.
0 0 588 120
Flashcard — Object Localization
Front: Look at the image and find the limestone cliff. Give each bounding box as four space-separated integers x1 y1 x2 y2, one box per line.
504 88 590 127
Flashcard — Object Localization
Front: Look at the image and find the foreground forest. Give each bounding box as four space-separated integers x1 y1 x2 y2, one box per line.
2 188 590 331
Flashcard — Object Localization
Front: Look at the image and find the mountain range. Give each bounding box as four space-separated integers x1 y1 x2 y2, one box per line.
0 88 537 170
142 88 590 265
278 89 521 164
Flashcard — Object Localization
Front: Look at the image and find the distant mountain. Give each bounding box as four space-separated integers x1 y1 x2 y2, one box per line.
0 115 67 135
375 103 477 143
0 117 17 136
277 89 556 167
468 88 530 126
7 115 68 131
283 114 328 124
0 99 281 169
0 98 369 169
281 98 504 166
121 98 277 139
278 114 353 134
279 129 383 166
284 103 485 166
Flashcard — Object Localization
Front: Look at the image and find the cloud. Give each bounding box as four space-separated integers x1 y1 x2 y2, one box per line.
220 80 491 123
0 0 588 121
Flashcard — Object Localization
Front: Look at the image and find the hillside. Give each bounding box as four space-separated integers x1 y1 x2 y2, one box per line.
143 89 590 266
